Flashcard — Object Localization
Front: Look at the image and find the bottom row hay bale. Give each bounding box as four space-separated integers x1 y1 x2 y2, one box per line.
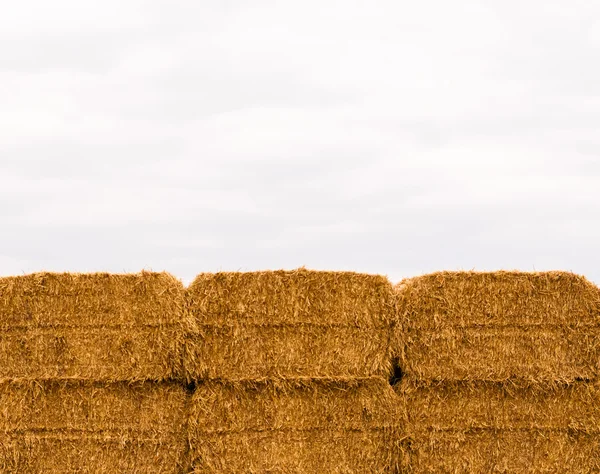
187 378 408 473
184 270 397 380
0 381 188 473
408 430 600 473
397 381 600 473
189 324 392 380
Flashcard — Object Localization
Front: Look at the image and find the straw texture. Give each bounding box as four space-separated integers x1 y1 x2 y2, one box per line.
397 381 600 473
407 430 600 473
0 271 189 381
396 271 600 383
399 380 600 430
0 381 188 473
185 269 396 380
188 378 408 473
393 271 600 472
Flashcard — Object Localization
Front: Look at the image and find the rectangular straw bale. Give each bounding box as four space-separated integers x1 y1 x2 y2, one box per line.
185 269 396 380
398 380 600 431
407 430 600 473
188 378 408 473
396 271 600 382
0 381 188 473
0 271 190 381
397 381 600 473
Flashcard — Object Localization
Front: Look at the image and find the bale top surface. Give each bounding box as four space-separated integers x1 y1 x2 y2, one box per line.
397 271 600 328
187 269 396 327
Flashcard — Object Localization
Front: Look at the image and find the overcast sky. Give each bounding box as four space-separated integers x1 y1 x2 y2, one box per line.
1 1 599 285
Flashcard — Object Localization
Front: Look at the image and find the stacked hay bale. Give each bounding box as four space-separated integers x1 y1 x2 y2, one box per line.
394 271 600 472
185 269 408 473
0 272 190 473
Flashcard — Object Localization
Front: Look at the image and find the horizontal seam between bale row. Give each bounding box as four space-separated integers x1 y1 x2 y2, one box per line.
0 428 181 435
399 382 599 389
400 384 598 391
0 434 175 443
407 323 600 329
414 427 600 433
405 322 600 328
193 426 400 435
194 322 391 329
0 324 185 333
0 371 168 381
0 376 185 386
0 364 167 369
195 376 390 383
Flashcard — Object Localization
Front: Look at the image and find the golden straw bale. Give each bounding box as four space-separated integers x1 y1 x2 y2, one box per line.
0 381 188 473
403 325 599 383
407 429 600 473
396 380 600 473
185 269 396 380
395 271 600 382
188 378 408 473
0 271 190 381
398 380 600 431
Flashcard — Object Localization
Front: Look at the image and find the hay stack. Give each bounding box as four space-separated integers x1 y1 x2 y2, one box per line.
398 381 600 472
396 271 600 382
188 378 408 473
0 271 189 381
185 269 396 380
0 381 188 473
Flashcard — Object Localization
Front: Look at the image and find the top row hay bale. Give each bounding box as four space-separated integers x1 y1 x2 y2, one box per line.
395 271 600 383
0 272 189 382
396 380 600 473
184 269 396 380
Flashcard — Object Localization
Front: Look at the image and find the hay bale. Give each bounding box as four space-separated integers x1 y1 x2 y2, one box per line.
0 381 188 473
397 380 600 472
408 430 600 473
396 271 600 382
185 269 396 380
0 271 190 381
399 380 600 431
188 378 408 473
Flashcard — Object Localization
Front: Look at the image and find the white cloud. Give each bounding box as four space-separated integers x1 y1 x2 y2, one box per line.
1 0 599 285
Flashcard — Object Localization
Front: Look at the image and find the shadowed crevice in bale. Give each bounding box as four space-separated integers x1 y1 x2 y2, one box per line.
185 381 197 394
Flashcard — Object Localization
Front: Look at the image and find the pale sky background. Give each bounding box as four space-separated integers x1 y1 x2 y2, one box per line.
1 1 599 285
